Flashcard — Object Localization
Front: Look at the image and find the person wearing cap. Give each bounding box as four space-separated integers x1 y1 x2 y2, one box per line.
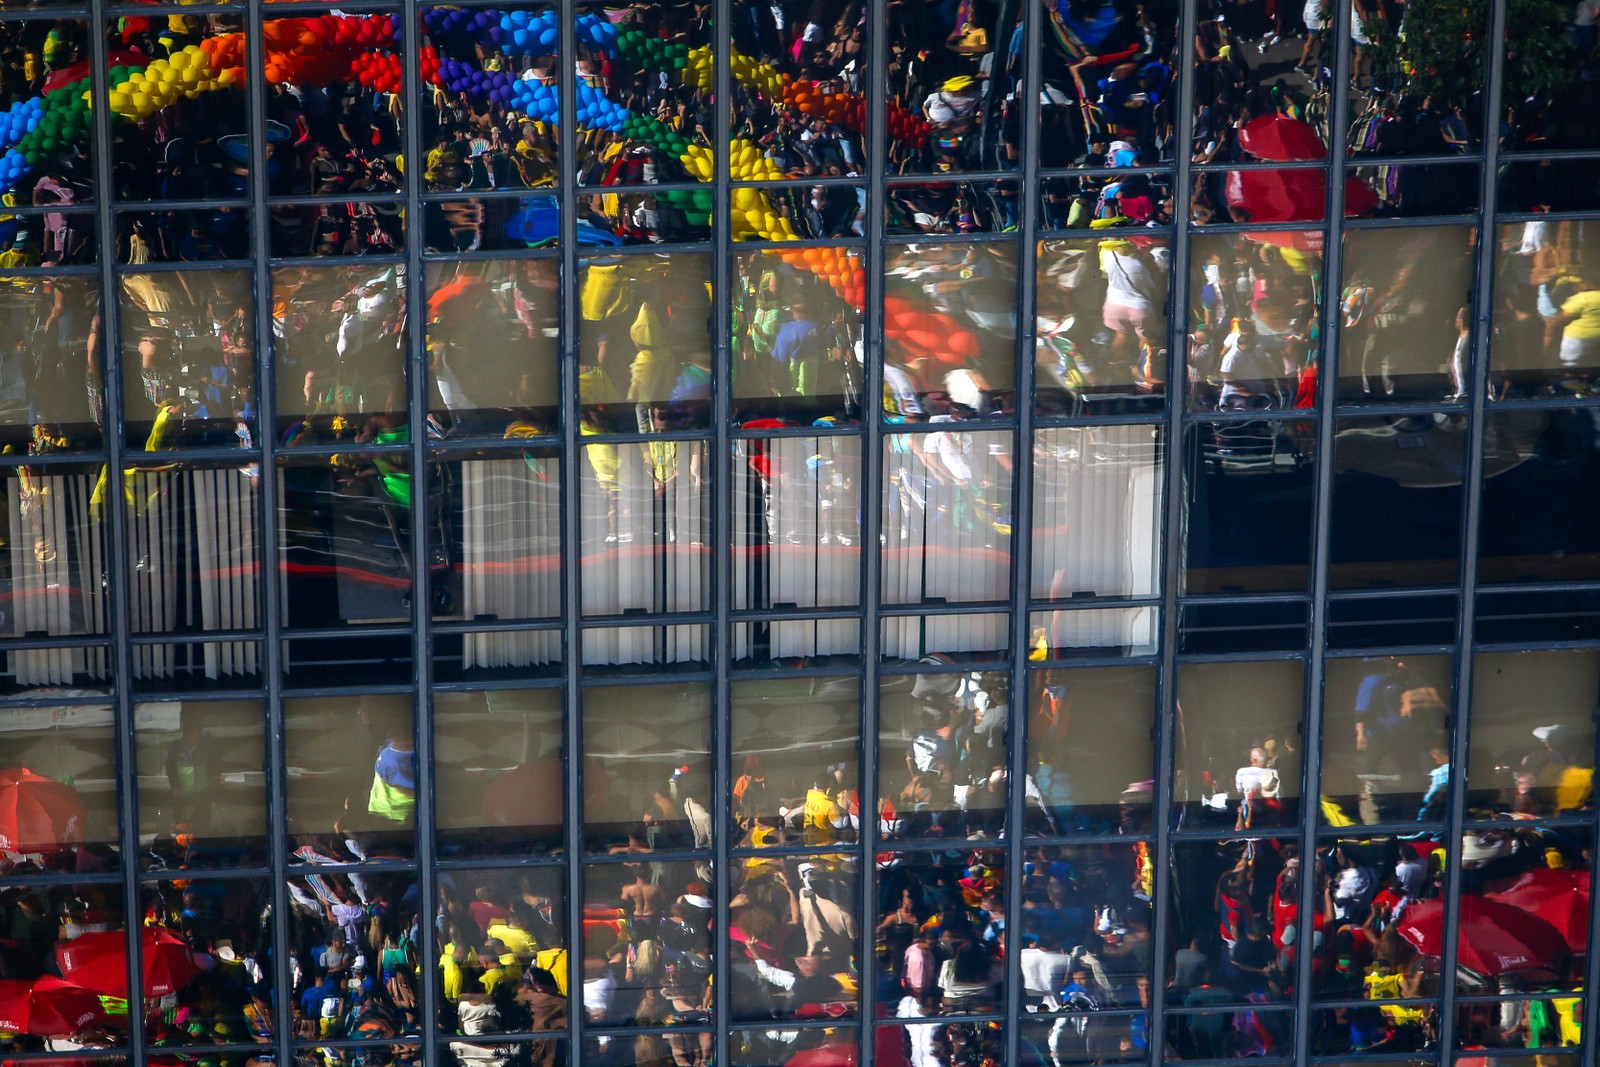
922 75 982 131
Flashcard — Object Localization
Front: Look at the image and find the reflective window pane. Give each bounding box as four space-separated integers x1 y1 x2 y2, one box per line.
1042 173 1176 231
135 698 267 869
582 859 713 1026
263 14 404 193
582 682 712 853
420 5 555 191
729 853 859 1021
879 671 1009 843
1329 413 1467 590
1338 225 1477 404
0 462 111 644
731 679 859 848
1043 0 1178 166
578 253 712 434
138 877 276 1046
426 259 561 435
1036 236 1168 415
124 463 262 651
885 243 1017 419
875 851 1007 1010
1491 219 1600 399
885 0 1008 175
434 866 566 1037
0 272 102 453
1032 425 1163 600
1028 667 1156 835
1187 232 1320 413
733 247 864 425
286 871 422 1042
1467 649 1597 820
118 269 256 452
433 688 563 858
883 612 1010 666
1030 607 1160 659
1479 408 1600 584
734 434 861 614
434 452 563 633
284 694 416 860
0 20 95 205
579 439 709 619
279 454 416 627
1183 419 1317 594
882 430 1013 607
0 702 119 872
1321 655 1454 827
1175 660 1306 828
271 264 408 445
1169 840 1294 1007
733 618 862 669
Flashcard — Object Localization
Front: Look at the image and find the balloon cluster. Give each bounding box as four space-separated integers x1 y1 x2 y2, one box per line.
350 52 404 95
0 76 92 190
613 28 689 73
884 296 980 365
731 186 797 240
0 97 48 155
261 14 398 85
103 46 236 121
421 7 507 48
777 246 866 308
485 10 621 55
725 138 786 182
781 80 867 133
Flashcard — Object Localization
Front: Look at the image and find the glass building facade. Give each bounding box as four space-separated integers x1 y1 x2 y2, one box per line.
0 0 1598 1062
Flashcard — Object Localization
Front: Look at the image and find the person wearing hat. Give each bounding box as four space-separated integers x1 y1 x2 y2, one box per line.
922 75 982 132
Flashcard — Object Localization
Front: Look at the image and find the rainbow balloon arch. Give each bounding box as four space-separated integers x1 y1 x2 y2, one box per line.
0 10 952 313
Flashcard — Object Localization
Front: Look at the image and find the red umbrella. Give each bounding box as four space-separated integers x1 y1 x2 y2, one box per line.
1225 169 1381 224
1395 896 1572 981
0 976 109 1036
55 927 200 999
1488 868 1592 954
0 767 88 854
1237 114 1329 161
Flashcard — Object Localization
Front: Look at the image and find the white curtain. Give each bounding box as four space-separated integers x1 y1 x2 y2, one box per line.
1031 425 1163 649
733 435 860 660
881 429 1012 658
457 458 561 669
578 441 708 665
4 472 109 685
125 467 260 680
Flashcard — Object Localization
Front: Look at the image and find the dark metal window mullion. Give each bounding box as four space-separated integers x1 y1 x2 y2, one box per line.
86 0 145 1055
1291 0 1359 1049
1147 0 1200 1057
242 0 295 1061
400 2 441 1064
1002 0 1045 1059
858 0 890 1053
556 0 586 1058
1432 0 1511 1056
711 0 733 1055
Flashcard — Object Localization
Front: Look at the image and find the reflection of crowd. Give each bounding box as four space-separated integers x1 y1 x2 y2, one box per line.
1493 219 1599 398
1187 238 1319 411
1169 826 1589 1058
0 881 276 1063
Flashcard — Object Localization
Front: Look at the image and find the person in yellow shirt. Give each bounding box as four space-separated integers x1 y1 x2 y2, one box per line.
1556 276 1600 382
802 772 844 845
485 915 536 961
